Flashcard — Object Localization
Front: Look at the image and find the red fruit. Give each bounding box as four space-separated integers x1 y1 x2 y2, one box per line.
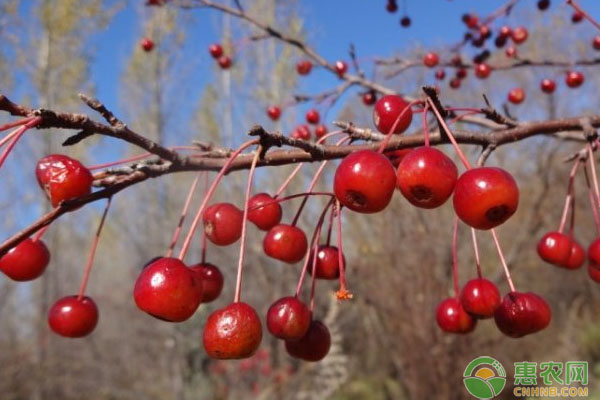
247 193 282 231
0 238 50 281
565 241 585 270
306 109 320 125
537 231 572 266
537 0 550 10
362 91 377 106
593 36 600 50
385 148 413 167
474 63 491 79
494 292 551 338
203 302 263 359
435 298 476 334
540 79 556 94
505 46 517 58
285 320 331 361
566 71 584 88
209 43 223 58
511 26 528 44
396 147 457 209
310 245 343 280
463 14 478 29
133 257 202 322
48 295 98 338
386 1 397 13
588 263 600 283
456 68 467 79
423 52 439 68
508 87 525 104
373 95 413 134
449 78 461 89
314 124 328 138
435 68 446 80
451 55 462 66
36 154 94 207
460 278 501 318
588 238 600 264
333 150 396 213
217 56 232 69
572 11 584 23
334 60 348 77
296 60 312 75
479 25 491 38
141 38 155 52
190 262 224 303
263 224 308 263
267 106 281 121
400 16 411 27
266 296 311 340
203 203 244 246
453 167 519 230
291 125 311 141
498 25 511 38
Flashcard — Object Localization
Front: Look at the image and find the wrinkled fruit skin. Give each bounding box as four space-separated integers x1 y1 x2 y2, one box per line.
285 320 331 362
190 262 224 303
453 167 519 230
263 224 308 264
203 302 263 359
494 292 551 338
203 203 244 246
247 193 282 231
435 298 476 334
537 231 572 266
133 257 202 322
334 150 396 213
459 278 501 319
0 238 50 281
36 154 94 207
310 245 343 280
373 95 413 134
48 295 99 338
396 147 458 209
266 296 311 340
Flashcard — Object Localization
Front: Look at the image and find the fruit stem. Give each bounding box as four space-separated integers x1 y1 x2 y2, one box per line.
422 102 430 147
325 205 335 246
88 146 204 171
335 201 352 300
426 98 472 169
0 129 19 149
250 192 334 213
0 117 42 170
490 228 516 292
234 147 262 303
377 100 422 154
77 197 112 300
470 228 482 279
165 172 203 257
452 216 460 298
566 0 600 31
583 162 600 235
177 139 259 261
0 117 36 134
309 225 322 312
558 158 580 234
587 143 600 213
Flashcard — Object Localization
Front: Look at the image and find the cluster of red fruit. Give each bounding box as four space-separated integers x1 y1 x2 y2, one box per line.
209 43 233 70
265 106 328 141
384 0 411 27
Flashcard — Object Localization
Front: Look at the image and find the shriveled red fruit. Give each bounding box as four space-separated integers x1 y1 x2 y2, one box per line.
305 109 320 125
537 231 572 266
362 91 377 105
133 257 202 322
190 262 223 303
435 298 476 334
296 60 312 75
263 224 308 263
291 125 311 141
400 16 411 27
285 320 331 362
203 302 262 359
593 36 600 50
511 26 528 44
314 125 328 138
36 154 94 207
435 68 446 80
373 95 413 134
48 295 99 338
588 238 600 264
266 296 311 340
203 203 244 246
310 245 343 280
540 79 556 94
474 63 491 79
453 167 519 230
494 292 551 338
423 52 439 68
508 88 525 104
459 278 501 319
217 56 232 69
566 71 584 88
588 263 600 283
334 150 396 213
565 241 585 270
266 106 281 121
396 147 457 209
334 60 348 77
247 193 282 231
209 43 223 58
141 38 155 52
0 238 50 281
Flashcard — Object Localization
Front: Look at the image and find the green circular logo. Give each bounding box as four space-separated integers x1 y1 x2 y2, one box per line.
463 356 506 399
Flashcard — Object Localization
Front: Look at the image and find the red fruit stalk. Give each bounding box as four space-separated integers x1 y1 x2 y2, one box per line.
426 98 472 169
566 0 600 31
451 217 460 297
335 201 352 300
0 117 38 134
588 144 600 212
471 228 482 278
557 159 580 233
583 163 600 235
422 102 430 146
490 229 516 292
165 172 202 257
0 117 42 170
